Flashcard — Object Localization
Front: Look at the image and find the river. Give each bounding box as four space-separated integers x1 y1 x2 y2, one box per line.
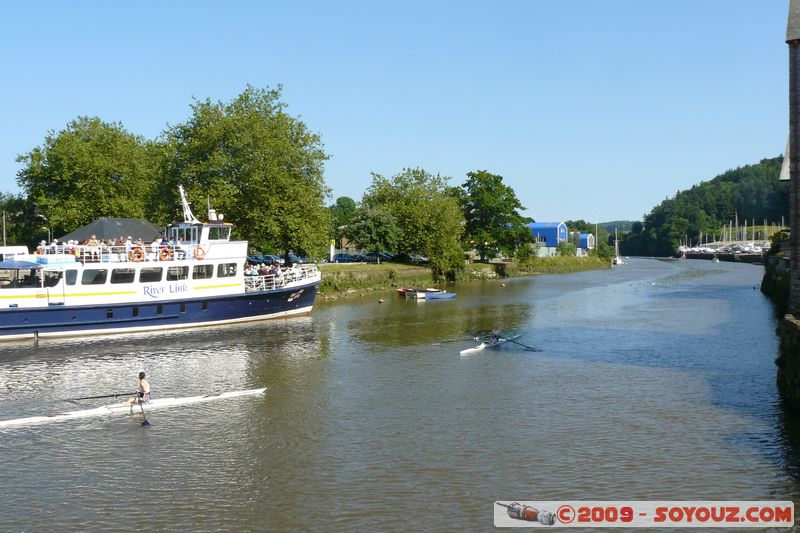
0 258 797 531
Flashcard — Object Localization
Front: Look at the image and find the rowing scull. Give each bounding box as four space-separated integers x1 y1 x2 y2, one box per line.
0 387 266 429
459 335 521 356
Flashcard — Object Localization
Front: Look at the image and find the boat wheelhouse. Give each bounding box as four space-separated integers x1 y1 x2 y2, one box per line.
0 187 321 341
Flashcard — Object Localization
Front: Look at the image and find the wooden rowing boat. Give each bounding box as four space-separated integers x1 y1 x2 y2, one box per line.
459 334 521 356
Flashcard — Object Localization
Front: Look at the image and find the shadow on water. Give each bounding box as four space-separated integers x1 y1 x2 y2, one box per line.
349 300 533 347
777 399 800 481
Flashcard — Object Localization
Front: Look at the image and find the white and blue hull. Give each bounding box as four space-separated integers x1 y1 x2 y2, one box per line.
0 280 319 341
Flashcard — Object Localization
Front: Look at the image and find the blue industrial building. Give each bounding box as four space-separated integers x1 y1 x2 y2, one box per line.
528 222 568 247
578 233 595 250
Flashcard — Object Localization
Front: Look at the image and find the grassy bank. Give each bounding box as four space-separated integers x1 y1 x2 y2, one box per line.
318 256 610 299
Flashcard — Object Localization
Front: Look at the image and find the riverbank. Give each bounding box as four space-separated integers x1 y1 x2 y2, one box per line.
317 256 610 300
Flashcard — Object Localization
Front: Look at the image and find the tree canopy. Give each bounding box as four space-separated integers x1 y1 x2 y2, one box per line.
362 168 464 279
329 196 358 242
16 116 160 236
158 85 331 259
460 170 531 261
344 207 400 260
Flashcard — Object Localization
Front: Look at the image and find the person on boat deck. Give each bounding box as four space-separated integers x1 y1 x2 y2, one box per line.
127 372 151 406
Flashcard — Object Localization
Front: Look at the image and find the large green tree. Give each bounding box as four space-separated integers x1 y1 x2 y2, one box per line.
159 85 331 259
362 168 464 279
16 116 159 236
329 196 358 242
344 207 400 261
460 170 530 261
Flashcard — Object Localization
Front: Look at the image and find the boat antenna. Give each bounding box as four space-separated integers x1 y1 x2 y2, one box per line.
178 185 201 224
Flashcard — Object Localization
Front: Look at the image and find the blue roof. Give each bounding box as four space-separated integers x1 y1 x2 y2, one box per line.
0 261 42 269
528 222 565 229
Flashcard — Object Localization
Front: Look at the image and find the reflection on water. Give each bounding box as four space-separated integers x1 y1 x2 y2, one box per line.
1 258 799 531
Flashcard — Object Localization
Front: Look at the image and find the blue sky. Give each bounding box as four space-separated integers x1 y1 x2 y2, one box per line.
0 1 788 223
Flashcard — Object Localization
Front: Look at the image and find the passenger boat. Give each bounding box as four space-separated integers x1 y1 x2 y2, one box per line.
0 187 321 341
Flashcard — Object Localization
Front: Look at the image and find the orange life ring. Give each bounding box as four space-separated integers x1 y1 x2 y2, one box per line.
159 247 173 261
193 246 206 260
129 247 145 262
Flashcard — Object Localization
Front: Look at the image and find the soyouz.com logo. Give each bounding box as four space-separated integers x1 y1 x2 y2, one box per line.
494 501 794 528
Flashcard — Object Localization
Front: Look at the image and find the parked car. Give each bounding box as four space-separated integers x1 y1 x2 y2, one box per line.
248 254 284 266
333 253 357 263
288 253 308 264
364 252 394 263
396 253 429 264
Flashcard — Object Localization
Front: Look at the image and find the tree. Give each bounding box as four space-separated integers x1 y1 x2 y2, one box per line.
557 241 577 256
460 170 529 261
344 207 400 262
362 168 464 280
160 85 331 259
330 196 358 242
0 193 46 248
16 116 159 236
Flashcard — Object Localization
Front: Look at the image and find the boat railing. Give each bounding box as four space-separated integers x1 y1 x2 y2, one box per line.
243 265 320 292
35 243 210 264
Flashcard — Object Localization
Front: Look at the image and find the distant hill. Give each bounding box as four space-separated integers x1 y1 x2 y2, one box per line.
619 156 788 257
599 220 635 232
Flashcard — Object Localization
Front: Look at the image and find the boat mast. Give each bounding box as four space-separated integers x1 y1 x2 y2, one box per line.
178 185 201 224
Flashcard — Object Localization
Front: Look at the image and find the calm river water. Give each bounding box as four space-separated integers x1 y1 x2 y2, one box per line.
1 258 798 531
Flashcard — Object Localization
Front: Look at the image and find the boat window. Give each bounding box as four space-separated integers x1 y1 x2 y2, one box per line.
20 269 39 287
140 267 163 283
65 270 77 285
81 269 108 285
166 266 189 281
208 226 231 241
43 270 62 288
217 263 237 278
0 268 17 288
193 264 214 279
110 268 135 284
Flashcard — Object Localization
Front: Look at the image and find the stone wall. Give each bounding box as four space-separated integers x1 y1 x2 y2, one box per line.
778 315 800 409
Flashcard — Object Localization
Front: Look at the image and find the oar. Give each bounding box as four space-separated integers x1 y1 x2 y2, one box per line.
432 335 483 345
63 392 135 402
138 401 150 427
506 338 540 352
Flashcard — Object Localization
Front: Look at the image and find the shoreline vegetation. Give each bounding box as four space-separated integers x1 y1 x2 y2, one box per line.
318 256 610 300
